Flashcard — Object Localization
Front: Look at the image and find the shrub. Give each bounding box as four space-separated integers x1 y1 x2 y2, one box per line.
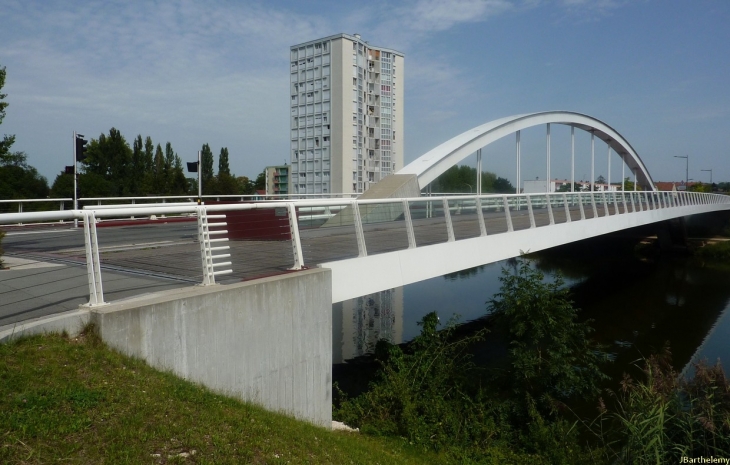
488 259 610 418
597 348 730 463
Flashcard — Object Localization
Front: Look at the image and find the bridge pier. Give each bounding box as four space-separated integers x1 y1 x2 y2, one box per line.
657 218 689 251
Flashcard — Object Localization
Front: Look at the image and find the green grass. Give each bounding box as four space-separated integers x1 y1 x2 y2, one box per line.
0 328 448 464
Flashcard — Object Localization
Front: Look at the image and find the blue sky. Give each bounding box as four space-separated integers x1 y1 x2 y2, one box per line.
1 0 728 188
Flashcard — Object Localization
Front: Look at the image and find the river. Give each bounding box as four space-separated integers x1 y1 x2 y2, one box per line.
332 226 730 381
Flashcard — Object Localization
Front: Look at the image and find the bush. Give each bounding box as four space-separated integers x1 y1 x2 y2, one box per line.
695 240 730 260
596 348 730 463
488 259 610 418
336 313 503 455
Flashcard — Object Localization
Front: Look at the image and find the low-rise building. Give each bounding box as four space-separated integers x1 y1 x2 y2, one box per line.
265 165 289 198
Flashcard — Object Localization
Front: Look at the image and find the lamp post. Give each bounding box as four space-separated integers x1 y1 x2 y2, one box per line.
701 169 713 186
674 155 688 187
462 183 472 194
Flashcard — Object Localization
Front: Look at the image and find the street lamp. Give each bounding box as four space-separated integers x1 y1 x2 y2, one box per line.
462 183 472 193
701 169 713 186
674 155 688 186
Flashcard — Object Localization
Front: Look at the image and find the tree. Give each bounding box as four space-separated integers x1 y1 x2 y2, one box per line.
430 165 514 194
0 151 49 204
152 144 165 193
254 170 266 192
488 258 608 415
218 147 230 177
622 177 635 191
200 143 215 194
0 65 16 164
236 176 254 195
164 142 175 192
82 128 132 196
557 182 581 193
131 135 144 195
215 147 239 194
596 175 606 185
169 155 188 195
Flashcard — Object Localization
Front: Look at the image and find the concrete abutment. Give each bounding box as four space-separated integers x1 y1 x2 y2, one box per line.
90 268 333 428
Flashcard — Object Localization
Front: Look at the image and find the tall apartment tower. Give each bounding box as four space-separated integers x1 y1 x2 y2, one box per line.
289 33 404 196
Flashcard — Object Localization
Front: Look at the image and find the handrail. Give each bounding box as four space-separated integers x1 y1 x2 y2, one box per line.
2 190 728 309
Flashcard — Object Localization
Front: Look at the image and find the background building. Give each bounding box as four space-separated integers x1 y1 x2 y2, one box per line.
289 33 404 197
264 164 289 198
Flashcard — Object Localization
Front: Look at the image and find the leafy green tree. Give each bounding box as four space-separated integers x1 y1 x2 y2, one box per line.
164 142 175 189
131 135 144 195
596 175 606 185
82 128 132 196
218 147 230 177
0 65 16 164
169 155 188 195
689 183 711 193
214 147 239 194
254 170 266 192
488 259 608 415
200 143 215 194
236 176 254 195
557 182 581 192
430 165 514 194
152 144 165 194
0 151 49 205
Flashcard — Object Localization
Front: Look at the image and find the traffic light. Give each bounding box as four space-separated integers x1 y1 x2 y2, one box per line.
64 165 74 174
75 134 88 162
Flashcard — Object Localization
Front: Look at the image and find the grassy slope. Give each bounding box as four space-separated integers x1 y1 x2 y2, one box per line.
0 330 449 465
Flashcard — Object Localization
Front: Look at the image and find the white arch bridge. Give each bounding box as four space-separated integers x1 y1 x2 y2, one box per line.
1 112 729 308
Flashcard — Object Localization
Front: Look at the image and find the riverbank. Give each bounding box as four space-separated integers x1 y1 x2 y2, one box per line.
0 328 451 464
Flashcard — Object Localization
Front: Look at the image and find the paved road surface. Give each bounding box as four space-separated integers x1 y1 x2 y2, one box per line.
1 200 627 325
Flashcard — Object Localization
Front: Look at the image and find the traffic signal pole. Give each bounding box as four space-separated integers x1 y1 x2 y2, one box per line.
73 131 78 228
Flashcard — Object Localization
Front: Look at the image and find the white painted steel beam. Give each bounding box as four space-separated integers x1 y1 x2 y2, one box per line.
397 111 656 191
322 199 730 303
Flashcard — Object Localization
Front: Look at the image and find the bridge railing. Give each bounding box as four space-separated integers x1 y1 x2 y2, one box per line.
1 191 728 308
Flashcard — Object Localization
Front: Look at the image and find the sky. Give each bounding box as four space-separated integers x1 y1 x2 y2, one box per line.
1 0 729 189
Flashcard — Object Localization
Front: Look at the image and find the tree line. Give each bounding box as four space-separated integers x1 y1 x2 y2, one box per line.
429 165 515 194
49 128 264 199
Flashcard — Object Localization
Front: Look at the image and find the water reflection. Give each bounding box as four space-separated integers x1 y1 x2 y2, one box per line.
333 235 730 376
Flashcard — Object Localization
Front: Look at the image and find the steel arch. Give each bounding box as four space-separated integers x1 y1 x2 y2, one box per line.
397 111 656 191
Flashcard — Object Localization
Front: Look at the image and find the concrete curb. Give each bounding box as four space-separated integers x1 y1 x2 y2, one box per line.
0 308 90 343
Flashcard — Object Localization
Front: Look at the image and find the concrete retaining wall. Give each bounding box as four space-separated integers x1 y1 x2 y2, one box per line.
90 268 332 428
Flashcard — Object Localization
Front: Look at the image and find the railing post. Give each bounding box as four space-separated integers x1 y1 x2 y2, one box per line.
526 195 536 229
602 191 609 216
579 193 586 220
82 211 106 306
403 200 416 249
443 198 455 242
562 193 571 223
590 192 598 218
621 192 628 213
613 191 619 213
286 204 304 270
352 200 367 257
475 197 487 236
197 206 215 285
546 194 555 225
502 196 514 232
630 192 637 212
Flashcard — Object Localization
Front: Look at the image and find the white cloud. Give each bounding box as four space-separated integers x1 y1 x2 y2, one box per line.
400 0 513 32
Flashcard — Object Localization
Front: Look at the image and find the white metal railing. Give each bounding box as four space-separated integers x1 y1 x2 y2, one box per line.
1 191 728 308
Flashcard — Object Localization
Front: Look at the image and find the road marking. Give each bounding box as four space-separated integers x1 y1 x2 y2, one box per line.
1 256 64 270
3 229 77 236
